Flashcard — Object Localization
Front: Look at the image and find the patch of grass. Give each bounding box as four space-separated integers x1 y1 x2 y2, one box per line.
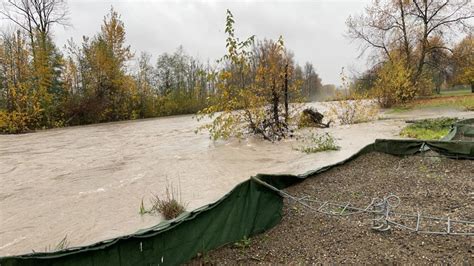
418 96 474 110
35 235 70 253
297 132 340 153
195 251 211 264
234 236 252 249
139 180 187 220
400 117 458 140
54 235 70 251
389 94 474 112
439 88 471 96
139 198 148 215
459 97 474 111
149 185 186 220
386 106 411 113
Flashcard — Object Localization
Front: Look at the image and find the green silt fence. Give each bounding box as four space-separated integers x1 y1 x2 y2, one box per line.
442 118 474 141
1 120 473 266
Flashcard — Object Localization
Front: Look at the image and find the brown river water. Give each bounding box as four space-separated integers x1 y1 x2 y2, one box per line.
1 103 472 256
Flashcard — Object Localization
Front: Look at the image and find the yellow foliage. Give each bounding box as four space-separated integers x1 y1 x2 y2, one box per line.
0 110 36 133
371 56 416 107
452 35 474 87
198 34 300 141
0 32 43 133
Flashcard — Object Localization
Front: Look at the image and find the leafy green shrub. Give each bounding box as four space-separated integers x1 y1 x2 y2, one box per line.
400 117 458 140
297 132 340 153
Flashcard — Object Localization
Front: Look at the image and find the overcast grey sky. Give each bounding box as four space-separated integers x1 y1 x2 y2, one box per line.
51 0 370 85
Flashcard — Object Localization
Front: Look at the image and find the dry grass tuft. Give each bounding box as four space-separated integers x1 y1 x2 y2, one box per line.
150 185 186 220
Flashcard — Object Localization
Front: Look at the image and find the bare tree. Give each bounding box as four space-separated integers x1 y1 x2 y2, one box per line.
347 0 473 82
0 0 69 48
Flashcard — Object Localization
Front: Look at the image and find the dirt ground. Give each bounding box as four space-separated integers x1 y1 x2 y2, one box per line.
190 152 474 264
0 104 473 255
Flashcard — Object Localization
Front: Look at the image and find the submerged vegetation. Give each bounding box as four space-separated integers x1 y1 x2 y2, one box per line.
33 235 70 253
297 132 340 153
326 72 379 125
149 192 186 220
196 10 304 141
140 184 186 220
400 117 458 140
327 98 379 125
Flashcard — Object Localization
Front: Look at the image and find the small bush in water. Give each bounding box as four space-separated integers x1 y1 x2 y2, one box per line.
326 70 379 125
326 94 379 125
297 132 340 153
150 186 186 220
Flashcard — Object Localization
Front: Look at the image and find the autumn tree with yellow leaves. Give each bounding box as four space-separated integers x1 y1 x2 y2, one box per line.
0 31 41 132
197 10 302 141
347 0 473 105
80 8 136 122
0 0 68 132
451 35 474 93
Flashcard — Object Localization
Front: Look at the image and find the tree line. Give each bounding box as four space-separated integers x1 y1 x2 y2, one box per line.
0 1 329 133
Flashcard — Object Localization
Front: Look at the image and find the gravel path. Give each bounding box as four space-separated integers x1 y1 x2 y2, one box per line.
191 152 474 264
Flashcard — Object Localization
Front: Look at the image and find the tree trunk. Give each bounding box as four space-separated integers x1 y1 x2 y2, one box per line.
471 82 473 93
398 0 411 64
284 63 289 123
271 80 279 126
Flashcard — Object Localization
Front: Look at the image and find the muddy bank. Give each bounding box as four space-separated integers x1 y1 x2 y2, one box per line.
190 152 474 264
0 104 473 256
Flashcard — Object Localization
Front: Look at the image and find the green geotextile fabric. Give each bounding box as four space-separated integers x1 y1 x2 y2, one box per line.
442 118 474 140
1 125 473 265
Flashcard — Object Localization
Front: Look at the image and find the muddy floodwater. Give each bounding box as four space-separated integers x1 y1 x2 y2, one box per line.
1 103 473 256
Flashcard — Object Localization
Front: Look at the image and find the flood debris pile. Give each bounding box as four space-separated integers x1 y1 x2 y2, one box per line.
298 108 332 128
